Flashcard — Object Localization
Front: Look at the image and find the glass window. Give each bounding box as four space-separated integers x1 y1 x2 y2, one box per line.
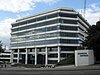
46 26 58 31
48 54 58 58
28 19 36 23
37 48 45 52
59 13 77 18
11 39 59 47
14 49 18 52
60 46 77 51
60 9 75 12
78 21 88 29
60 39 78 44
59 19 77 24
60 32 78 37
60 53 67 57
19 49 26 52
47 47 58 51
47 13 58 19
29 48 35 52
36 16 46 21
13 59 17 63
12 19 59 32
14 54 17 57
48 60 58 64
59 26 78 31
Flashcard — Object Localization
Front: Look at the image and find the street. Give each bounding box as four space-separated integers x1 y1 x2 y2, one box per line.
0 70 100 75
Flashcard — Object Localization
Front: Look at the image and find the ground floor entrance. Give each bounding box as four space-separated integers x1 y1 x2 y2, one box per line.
11 46 76 65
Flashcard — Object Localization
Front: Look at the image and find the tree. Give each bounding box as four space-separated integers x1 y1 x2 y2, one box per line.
83 21 100 61
0 41 4 53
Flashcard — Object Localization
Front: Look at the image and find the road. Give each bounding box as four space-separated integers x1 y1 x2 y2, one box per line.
0 70 100 75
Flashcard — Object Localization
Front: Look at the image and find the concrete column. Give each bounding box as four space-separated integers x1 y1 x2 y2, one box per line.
58 46 60 62
35 48 37 65
45 47 48 65
10 50 14 63
17 49 19 63
25 48 28 64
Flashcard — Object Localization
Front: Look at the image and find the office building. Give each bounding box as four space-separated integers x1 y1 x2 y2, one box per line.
11 8 90 65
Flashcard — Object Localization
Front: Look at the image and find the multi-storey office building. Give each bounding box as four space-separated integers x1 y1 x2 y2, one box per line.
11 8 90 65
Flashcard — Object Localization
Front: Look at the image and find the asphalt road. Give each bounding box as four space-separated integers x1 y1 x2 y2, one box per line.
0 70 100 75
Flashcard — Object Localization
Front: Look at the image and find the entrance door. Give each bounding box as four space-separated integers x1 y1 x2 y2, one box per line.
37 54 45 64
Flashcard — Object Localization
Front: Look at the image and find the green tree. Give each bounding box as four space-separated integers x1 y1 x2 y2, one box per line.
83 21 100 61
0 41 4 53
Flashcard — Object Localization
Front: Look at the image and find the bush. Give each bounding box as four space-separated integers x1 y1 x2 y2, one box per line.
56 54 75 66
11 64 45 68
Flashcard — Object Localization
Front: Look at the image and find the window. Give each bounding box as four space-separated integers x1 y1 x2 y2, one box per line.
13 59 17 63
46 26 58 31
60 32 78 37
47 13 58 19
11 39 59 47
48 60 58 64
59 19 77 24
36 16 46 21
47 47 58 51
60 39 78 44
29 48 35 52
60 9 75 12
48 54 58 58
12 19 59 32
19 49 26 52
12 13 59 28
60 53 67 57
14 54 17 57
59 13 77 18
37 48 45 52
59 26 78 31
60 46 77 51
28 19 36 23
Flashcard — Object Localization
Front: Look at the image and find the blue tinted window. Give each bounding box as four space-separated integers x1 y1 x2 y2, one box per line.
60 26 78 31
11 39 59 47
28 19 36 23
60 53 67 57
36 16 46 21
48 60 58 64
60 32 78 37
12 19 59 32
47 13 58 19
60 39 78 44
59 19 77 24
60 9 75 12
12 13 59 27
59 13 77 18
48 54 58 58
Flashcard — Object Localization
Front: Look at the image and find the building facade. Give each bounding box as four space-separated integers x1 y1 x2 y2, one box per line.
11 8 90 65
0 51 11 63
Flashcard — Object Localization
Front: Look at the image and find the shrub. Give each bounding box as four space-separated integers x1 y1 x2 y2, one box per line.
56 54 75 66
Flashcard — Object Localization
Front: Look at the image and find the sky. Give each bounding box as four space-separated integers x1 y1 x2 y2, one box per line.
0 0 100 49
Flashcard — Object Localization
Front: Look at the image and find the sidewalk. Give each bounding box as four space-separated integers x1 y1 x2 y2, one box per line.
0 65 100 71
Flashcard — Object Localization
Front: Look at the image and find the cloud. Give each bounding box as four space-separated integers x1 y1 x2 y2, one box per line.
33 0 59 3
0 0 35 13
78 3 100 25
0 18 16 48
0 0 59 13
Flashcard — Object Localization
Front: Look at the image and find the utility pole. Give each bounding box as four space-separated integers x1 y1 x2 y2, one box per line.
84 0 86 18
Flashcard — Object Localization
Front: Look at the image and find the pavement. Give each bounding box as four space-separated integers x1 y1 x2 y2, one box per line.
0 64 100 71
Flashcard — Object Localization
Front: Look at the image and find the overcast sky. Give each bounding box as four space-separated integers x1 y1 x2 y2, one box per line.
0 0 100 49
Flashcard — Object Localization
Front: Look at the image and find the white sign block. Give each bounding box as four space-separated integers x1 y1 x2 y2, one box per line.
75 50 94 66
